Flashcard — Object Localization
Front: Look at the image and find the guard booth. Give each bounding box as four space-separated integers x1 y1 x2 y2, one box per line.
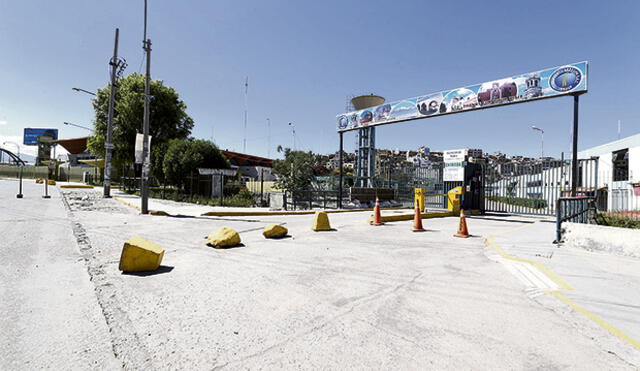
441 162 484 213
463 162 484 212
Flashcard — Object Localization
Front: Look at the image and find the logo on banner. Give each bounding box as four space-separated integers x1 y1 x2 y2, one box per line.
549 66 582 92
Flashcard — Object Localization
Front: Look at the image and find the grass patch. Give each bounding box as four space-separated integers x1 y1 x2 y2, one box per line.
124 188 255 207
595 212 640 229
486 195 547 209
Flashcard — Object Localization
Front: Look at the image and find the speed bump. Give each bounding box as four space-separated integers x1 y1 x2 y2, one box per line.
47 179 56 185
119 237 165 272
207 227 241 248
263 224 288 238
311 211 332 231
35 178 44 184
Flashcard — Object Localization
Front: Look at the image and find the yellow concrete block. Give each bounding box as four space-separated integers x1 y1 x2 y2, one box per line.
118 237 165 272
35 178 44 184
311 211 332 231
47 179 56 185
263 224 288 238
447 186 464 212
207 227 241 248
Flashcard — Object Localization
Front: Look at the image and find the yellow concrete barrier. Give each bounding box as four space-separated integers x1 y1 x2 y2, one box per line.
119 237 165 272
47 179 56 185
312 211 332 231
207 227 241 248
263 224 288 238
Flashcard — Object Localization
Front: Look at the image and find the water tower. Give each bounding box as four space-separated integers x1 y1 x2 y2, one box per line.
351 94 385 188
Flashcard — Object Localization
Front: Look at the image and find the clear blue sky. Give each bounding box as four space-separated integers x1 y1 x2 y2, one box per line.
0 0 638 159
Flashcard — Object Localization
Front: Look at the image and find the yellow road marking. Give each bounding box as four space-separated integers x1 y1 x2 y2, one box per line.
551 291 640 350
485 221 640 351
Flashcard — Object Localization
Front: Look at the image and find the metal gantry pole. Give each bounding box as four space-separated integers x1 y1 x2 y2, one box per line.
104 28 119 198
571 94 580 197
338 132 343 209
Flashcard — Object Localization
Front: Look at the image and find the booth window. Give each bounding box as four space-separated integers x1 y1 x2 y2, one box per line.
612 149 628 181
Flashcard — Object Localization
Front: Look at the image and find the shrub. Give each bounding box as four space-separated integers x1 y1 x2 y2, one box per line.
595 212 640 229
486 195 547 209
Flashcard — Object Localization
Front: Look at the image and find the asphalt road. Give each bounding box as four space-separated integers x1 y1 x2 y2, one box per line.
1 179 638 370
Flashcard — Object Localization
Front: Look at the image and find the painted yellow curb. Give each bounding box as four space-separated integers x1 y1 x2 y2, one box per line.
369 210 456 223
486 223 640 351
114 197 140 210
60 185 94 189
201 206 408 217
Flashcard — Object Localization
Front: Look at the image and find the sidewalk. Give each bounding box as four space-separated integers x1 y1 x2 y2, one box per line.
484 217 640 361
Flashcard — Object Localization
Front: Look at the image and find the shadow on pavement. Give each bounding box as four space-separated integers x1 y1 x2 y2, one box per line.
122 265 174 276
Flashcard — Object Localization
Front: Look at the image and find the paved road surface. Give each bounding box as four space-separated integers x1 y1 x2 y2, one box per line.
0 179 120 369
1 179 638 370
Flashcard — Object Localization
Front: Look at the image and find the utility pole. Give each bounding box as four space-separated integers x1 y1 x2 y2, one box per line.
141 0 152 214
104 28 119 198
243 77 248 153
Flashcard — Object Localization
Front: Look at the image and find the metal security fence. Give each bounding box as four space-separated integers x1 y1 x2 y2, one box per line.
483 158 598 215
0 165 49 179
610 188 640 212
283 190 340 210
371 163 445 207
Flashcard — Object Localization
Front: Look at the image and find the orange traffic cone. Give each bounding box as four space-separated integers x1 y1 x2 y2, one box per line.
454 209 470 238
371 198 384 226
412 203 425 232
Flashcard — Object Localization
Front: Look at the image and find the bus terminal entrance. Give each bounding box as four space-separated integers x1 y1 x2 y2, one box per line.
336 62 590 216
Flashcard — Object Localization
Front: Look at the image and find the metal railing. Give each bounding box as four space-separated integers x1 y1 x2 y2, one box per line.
283 190 340 210
555 196 597 242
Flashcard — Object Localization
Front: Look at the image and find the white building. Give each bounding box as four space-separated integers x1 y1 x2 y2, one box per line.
578 133 640 211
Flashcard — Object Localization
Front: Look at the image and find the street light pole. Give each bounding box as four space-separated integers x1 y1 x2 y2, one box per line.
104 28 120 198
63 122 93 132
72 87 97 96
531 125 544 158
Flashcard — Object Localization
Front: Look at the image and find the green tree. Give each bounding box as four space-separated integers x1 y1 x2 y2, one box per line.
162 139 230 190
87 73 194 179
272 148 325 191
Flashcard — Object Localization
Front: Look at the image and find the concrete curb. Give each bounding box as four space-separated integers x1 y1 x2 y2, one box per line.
563 222 640 259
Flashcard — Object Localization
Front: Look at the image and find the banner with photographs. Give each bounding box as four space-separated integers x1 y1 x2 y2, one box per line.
336 61 588 132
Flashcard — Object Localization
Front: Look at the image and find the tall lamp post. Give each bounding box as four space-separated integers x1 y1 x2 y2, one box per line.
531 125 544 158
72 87 96 96
63 122 94 132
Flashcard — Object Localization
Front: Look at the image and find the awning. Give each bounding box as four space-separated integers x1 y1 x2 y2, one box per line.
79 159 105 168
222 150 273 167
53 137 90 155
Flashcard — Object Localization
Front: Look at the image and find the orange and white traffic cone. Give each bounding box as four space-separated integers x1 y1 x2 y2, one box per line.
371 197 384 226
453 209 470 238
412 202 425 232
